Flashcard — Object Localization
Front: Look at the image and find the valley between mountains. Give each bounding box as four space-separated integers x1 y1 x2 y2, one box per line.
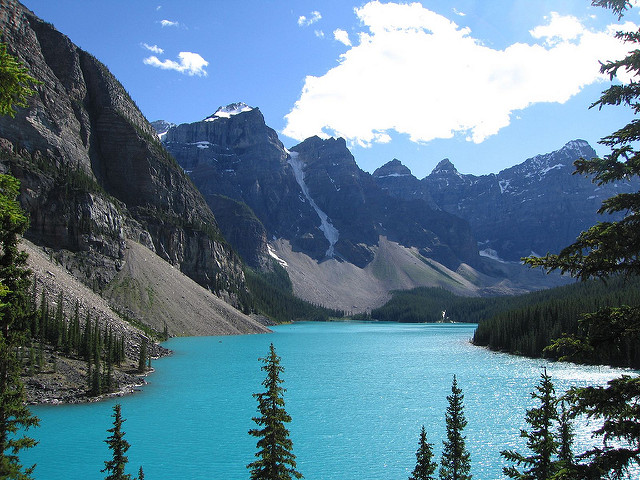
0 0 636 402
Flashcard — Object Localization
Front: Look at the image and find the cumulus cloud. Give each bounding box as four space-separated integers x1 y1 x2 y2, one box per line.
334 28 352 46
298 11 322 27
143 51 208 76
160 19 179 27
142 43 164 54
283 1 636 147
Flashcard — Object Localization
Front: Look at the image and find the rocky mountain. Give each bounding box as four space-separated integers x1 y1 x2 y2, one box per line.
159 105 569 311
0 1 261 334
162 106 479 270
374 140 637 262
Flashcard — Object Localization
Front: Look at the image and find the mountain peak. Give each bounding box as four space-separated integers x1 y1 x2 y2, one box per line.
373 158 413 178
204 102 254 122
431 158 458 175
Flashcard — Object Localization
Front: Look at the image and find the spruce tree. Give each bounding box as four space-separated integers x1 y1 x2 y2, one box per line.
0 174 39 479
0 43 40 117
439 375 471 480
102 404 133 480
409 425 437 480
247 343 303 480
523 0 640 475
502 369 559 480
138 339 147 374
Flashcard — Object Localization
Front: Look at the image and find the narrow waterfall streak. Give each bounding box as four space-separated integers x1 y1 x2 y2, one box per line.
288 151 339 258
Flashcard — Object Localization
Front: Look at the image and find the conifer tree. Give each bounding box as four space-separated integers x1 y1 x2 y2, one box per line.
0 43 40 117
523 0 640 475
556 399 574 471
248 343 303 480
409 425 437 480
440 375 471 480
102 404 133 480
502 369 559 480
0 174 39 479
138 339 147 374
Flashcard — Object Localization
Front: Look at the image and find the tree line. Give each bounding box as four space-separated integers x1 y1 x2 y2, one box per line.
471 276 640 368
243 263 345 323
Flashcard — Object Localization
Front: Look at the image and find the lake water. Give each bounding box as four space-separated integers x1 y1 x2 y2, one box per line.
24 322 633 480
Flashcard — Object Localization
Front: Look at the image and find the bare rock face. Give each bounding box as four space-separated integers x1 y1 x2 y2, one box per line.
374 141 639 262
0 1 245 297
290 136 479 269
164 108 479 271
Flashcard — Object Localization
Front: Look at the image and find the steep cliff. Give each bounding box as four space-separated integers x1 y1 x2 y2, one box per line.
162 109 479 271
0 1 251 326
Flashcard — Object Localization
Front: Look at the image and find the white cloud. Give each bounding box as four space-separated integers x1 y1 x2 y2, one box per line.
298 11 322 27
530 12 584 44
453 8 466 17
283 1 636 146
315 30 325 39
334 28 352 46
142 43 164 54
143 51 208 76
160 19 179 27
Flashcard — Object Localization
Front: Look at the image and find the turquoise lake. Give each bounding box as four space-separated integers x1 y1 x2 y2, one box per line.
24 322 633 479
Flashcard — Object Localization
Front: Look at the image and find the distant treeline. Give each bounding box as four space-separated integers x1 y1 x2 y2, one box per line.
472 276 640 367
243 263 345 323
357 277 640 367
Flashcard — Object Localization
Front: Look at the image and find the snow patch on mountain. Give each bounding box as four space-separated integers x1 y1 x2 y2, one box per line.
189 141 211 149
288 151 340 258
267 244 288 268
204 102 253 122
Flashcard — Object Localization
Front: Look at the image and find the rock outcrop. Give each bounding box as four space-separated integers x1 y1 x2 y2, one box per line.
374 140 638 262
162 110 479 271
0 0 246 298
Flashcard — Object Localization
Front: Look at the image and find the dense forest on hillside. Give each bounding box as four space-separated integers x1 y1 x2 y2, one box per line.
361 277 640 367
471 276 640 367
243 263 344 323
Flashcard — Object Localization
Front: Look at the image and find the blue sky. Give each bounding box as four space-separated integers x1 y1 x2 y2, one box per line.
21 0 639 177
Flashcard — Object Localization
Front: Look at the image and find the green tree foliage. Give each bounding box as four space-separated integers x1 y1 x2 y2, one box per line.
564 375 640 479
522 1 640 475
244 264 343 322
102 404 134 480
248 343 303 480
439 375 471 480
138 339 147 374
0 43 40 118
409 425 437 480
472 276 640 367
0 174 38 479
502 370 560 480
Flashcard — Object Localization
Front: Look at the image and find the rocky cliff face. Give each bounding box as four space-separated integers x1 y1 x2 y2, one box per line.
162 110 479 271
0 1 245 298
375 140 638 262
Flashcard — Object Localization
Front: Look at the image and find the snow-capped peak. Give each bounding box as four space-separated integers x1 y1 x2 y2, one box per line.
204 102 253 122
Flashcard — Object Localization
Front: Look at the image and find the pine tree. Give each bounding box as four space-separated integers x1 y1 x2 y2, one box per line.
523 0 640 475
102 404 132 480
248 343 303 480
409 425 437 480
0 174 39 479
138 339 147 374
502 369 559 480
0 43 40 117
439 375 471 480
